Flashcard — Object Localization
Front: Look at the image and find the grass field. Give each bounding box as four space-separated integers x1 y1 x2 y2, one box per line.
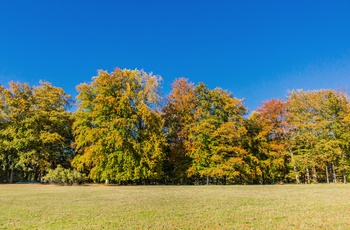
1 184 350 229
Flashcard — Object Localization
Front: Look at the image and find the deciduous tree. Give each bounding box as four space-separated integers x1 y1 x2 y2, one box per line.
0 81 73 182
72 68 166 184
253 99 291 184
287 90 350 183
186 83 248 184
162 78 197 184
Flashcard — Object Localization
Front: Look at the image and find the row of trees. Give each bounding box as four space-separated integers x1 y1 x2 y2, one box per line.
0 82 73 183
1 68 349 184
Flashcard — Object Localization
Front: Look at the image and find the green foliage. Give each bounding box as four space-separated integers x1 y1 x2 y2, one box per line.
1 68 350 185
287 90 350 183
0 81 74 183
162 78 197 184
72 68 166 183
247 99 290 184
43 165 87 185
185 83 248 183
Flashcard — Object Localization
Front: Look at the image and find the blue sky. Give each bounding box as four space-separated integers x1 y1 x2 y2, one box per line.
1 1 350 111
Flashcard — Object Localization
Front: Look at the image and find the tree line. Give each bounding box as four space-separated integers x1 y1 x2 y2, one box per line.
1 68 349 185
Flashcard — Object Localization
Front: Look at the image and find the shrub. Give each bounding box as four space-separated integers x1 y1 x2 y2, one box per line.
43 165 87 185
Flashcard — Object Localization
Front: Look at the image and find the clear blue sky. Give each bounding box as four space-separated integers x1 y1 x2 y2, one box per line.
1 1 350 111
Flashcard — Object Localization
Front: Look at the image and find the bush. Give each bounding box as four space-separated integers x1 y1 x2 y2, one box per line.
43 165 87 185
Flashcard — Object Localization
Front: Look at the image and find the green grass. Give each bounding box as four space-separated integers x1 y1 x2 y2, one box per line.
1 184 350 229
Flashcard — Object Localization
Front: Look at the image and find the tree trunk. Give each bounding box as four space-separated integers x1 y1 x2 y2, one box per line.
105 179 109 185
262 171 265 185
332 163 337 183
306 167 310 184
326 165 329 184
312 166 317 183
9 168 14 183
222 176 227 185
294 165 300 184
289 150 299 184
40 171 44 183
206 176 209 185
343 167 347 184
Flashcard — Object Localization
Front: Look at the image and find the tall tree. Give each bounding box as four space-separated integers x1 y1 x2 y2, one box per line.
1 82 34 182
320 90 350 183
0 82 73 182
244 111 263 184
18 81 73 180
0 85 7 182
162 78 197 184
252 99 291 184
185 83 248 184
72 68 166 184
287 90 349 183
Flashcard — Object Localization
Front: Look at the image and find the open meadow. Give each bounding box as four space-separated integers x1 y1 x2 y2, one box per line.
1 184 350 229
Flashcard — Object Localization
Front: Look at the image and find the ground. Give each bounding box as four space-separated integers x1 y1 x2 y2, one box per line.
1 184 350 229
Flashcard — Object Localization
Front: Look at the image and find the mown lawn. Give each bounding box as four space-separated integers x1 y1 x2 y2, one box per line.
1 184 350 229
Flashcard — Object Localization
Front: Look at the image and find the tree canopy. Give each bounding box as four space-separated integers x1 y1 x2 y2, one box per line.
0 81 72 182
1 67 349 185
72 68 166 184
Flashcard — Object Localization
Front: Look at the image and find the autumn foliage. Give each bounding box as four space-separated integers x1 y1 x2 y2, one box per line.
1 67 350 185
